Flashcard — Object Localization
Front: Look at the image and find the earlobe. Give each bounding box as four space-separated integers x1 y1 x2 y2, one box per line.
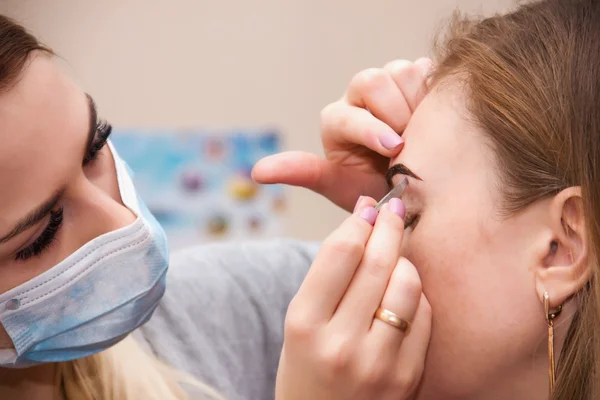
534 187 590 308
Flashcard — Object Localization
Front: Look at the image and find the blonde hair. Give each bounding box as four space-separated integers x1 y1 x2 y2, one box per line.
56 336 224 400
432 0 600 398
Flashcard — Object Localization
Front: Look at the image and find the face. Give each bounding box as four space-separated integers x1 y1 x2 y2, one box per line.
0 53 135 348
391 88 549 398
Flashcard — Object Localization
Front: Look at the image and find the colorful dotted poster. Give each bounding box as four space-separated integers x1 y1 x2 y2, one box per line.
111 129 285 250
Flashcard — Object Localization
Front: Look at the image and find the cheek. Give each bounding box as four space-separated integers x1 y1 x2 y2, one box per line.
405 212 485 314
403 207 543 393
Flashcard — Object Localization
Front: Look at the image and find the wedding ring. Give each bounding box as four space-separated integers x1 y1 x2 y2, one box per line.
374 307 410 333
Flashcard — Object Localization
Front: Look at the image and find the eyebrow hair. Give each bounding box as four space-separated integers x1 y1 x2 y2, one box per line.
0 189 65 244
0 94 97 245
386 163 423 189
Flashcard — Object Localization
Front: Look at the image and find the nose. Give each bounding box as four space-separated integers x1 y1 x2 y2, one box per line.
64 171 137 250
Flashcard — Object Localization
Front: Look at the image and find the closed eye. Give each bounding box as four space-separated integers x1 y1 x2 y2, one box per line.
404 212 419 230
14 208 63 261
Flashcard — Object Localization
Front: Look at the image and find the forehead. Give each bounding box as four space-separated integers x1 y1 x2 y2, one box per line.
0 53 87 230
392 87 497 205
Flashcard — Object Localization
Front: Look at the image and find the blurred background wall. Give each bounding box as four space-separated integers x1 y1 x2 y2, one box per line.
1 0 514 240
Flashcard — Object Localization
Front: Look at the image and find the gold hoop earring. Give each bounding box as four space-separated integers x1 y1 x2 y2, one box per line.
544 292 562 393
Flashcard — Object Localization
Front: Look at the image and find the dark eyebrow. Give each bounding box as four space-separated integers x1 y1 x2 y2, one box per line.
0 188 65 244
83 93 98 164
386 163 423 189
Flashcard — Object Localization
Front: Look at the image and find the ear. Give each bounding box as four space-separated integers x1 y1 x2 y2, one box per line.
534 187 590 308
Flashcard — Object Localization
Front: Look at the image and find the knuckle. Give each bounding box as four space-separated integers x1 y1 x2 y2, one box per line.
350 68 387 92
320 101 338 125
363 251 394 278
394 258 423 298
320 102 351 135
333 106 354 134
395 366 423 392
384 59 417 81
383 59 413 78
355 359 390 390
319 337 355 376
284 303 315 341
324 235 365 261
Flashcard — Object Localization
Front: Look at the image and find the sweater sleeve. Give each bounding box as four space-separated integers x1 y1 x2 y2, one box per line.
134 239 319 400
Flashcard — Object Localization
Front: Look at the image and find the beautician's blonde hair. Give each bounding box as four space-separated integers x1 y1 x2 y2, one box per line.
432 0 600 398
56 336 223 399
0 15 222 400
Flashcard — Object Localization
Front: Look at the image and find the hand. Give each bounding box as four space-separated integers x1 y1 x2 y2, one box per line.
252 58 433 212
275 197 432 400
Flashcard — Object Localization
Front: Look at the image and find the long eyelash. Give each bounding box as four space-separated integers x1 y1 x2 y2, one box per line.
404 213 419 230
15 208 64 261
83 120 112 164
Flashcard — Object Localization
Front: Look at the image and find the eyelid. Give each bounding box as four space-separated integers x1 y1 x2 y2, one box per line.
403 211 419 229
14 208 63 261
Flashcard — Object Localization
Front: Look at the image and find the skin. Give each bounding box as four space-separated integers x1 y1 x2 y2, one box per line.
0 52 134 400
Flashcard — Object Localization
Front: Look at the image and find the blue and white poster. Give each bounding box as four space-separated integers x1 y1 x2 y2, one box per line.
111 129 285 250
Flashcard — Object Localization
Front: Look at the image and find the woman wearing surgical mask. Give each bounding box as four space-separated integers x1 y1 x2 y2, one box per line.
0 13 312 400
0 16 221 399
256 0 600 398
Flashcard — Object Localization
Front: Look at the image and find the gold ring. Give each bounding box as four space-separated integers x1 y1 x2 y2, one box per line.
374 307 410 333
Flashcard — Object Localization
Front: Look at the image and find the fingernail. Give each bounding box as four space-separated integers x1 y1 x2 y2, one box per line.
354 196 366 213
379 132 404 150
388 198 406 219
360 207 378 225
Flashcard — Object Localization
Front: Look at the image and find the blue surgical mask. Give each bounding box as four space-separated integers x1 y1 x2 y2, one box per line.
0 142 169 368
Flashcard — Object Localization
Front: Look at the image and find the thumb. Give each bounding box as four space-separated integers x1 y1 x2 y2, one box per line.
252 151 389 212
252 151 330 190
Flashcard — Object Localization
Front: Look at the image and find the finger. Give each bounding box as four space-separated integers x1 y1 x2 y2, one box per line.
292 197 378 323
344 68 413 134
383 59 429 113
252 152 328 187
321 102 404 157
252 151 388 212
367 257 423 350
332 198 406 332
414 57 434 78
395 293 432 386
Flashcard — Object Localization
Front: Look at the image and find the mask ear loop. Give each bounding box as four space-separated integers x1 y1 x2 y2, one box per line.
375 177 409 211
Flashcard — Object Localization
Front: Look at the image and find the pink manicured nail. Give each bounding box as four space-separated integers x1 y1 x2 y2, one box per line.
379 132 404 150
360 207 378 225
354 196 366 213
388 198 406 219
